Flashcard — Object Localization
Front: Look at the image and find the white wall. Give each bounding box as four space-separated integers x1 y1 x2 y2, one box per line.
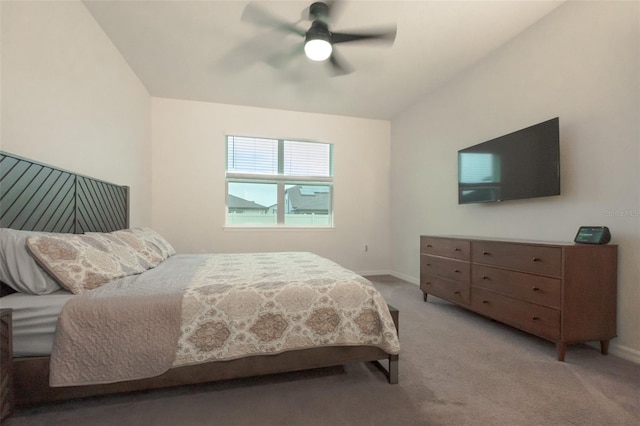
391 1 639 361
1 0 152 227
151 98 391 274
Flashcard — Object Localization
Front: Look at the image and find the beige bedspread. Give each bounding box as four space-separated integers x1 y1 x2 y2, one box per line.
50 252 400 387
50 293 183 387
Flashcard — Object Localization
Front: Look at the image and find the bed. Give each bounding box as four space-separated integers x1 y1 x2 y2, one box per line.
0 151 400 407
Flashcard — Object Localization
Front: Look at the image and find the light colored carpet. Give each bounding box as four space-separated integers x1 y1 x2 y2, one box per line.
7 275 639 426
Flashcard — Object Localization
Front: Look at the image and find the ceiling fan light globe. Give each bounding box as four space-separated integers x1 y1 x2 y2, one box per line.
304 39 332 61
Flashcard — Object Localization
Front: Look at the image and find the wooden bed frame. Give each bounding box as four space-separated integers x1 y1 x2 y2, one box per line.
0 151 399 407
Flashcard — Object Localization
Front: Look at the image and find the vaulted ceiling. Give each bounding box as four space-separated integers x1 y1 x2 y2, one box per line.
84 0 564 119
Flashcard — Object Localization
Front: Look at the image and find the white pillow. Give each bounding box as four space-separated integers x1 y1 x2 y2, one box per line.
0 228 62 295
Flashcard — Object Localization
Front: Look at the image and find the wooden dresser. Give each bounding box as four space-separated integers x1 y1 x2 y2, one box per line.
0 309 13 423
420 236 618 361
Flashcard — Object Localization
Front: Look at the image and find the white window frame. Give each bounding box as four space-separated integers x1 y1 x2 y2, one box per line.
225 136 334 227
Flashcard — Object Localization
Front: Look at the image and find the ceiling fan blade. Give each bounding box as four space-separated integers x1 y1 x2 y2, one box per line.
328 49 353 76
331 27 397 45
265 44 305 69
242 2 306 36
215 30 293 73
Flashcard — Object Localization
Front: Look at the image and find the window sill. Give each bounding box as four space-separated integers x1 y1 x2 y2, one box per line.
223 226 335 231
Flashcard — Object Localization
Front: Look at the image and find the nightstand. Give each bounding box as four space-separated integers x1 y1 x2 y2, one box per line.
0 309 13 423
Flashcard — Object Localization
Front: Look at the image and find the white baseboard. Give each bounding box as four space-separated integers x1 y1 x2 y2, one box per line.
356 270 394 277
603 342 640 364
388 271 418 285
357 270 419 285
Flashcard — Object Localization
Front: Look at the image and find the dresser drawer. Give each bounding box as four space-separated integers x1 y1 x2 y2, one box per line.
421 254 470 282
421 275 470 305
472 265 561 309
472 241 562 277
471 288 560 341
421 237 470 261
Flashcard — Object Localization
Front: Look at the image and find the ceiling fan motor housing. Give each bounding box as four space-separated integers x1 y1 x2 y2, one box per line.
305 20 331 44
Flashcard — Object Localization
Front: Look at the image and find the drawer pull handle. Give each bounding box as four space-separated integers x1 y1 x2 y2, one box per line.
426 244 433 248
482 300 489 304
454 291 461 295
426 263 432 267
454 269 461 273
425 282 432 286
454 248 461 252
532 257 541 262
532 286 540 292
482 276 490 280
532 316 540 321
482 251 491 256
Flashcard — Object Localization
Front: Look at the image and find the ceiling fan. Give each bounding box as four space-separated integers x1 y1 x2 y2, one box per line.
241 0 397 75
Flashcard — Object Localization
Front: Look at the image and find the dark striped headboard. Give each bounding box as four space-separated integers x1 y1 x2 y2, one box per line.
0 151 129 233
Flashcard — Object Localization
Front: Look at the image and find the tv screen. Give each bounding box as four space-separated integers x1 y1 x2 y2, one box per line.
458 118 560 204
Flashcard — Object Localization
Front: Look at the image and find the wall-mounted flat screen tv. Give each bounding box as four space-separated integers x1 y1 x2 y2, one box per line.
458 117 560 204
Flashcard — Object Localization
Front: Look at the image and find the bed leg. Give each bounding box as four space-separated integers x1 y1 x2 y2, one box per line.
372 304 399 384
385 303 399 384
388 354 399 384
373 355 399 384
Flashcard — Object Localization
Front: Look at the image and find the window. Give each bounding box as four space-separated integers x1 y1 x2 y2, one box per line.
226 136 333 227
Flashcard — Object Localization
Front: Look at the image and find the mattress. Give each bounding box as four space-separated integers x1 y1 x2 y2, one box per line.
1 290 75 357
1 254 199 357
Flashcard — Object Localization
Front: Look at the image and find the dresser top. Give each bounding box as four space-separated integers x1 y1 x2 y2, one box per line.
421 235 617 248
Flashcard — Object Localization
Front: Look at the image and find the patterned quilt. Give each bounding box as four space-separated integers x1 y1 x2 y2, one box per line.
50 252 400 386
175 252 400 366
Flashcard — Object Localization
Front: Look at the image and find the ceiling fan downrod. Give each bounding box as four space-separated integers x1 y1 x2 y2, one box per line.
309 2 330 21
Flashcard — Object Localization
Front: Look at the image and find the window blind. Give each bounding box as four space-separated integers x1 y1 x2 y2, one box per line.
226 136 278 175
283 140 332 177
227 136 332 178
